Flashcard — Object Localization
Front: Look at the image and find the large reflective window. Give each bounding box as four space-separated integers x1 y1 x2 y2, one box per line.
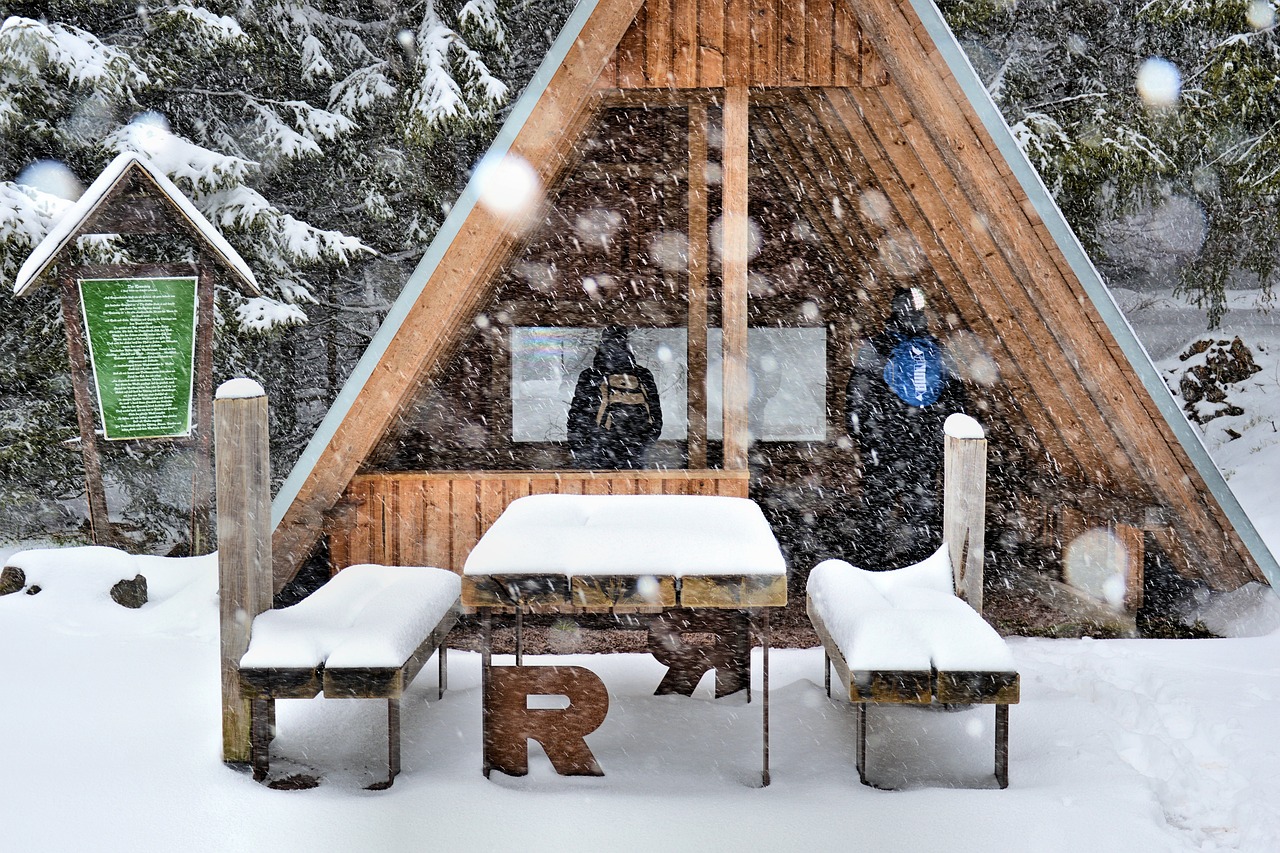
511 326 825 443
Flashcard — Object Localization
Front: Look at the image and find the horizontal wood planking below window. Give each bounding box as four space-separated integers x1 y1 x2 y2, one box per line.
326 469 751 574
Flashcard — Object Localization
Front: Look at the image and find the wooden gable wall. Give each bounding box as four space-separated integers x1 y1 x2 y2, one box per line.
271 0 1267 592
598 0 888 89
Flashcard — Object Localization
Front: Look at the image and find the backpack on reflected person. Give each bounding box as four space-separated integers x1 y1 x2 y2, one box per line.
595 372 654 432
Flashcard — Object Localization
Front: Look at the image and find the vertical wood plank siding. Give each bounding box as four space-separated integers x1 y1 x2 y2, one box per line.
597 0 887 89
327 470 751 572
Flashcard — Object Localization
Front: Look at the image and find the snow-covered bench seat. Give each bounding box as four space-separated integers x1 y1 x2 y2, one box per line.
807 546 1019 788
238 564 461 787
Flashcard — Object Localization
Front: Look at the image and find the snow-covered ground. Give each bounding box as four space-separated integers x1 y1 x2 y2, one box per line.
3 290 1280 851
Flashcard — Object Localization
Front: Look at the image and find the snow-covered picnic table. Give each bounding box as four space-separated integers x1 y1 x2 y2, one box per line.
807 545 1020 788
238 564 460 787
462 493 787 784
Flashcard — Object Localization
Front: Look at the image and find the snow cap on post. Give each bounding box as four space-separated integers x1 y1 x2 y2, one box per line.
944 412 984 440
216 378 265 400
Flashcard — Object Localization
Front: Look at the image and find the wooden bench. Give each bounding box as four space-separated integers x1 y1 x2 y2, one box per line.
807 545 1019 788
238 564 460 788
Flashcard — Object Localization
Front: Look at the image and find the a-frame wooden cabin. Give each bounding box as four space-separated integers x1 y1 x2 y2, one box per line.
269 0 1276 616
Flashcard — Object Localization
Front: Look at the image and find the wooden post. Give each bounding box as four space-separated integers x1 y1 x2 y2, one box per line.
943 413 987 612
721 86 750 470
215 379 272 764
687 102 710 468
59 272 113 546
190 255 217 554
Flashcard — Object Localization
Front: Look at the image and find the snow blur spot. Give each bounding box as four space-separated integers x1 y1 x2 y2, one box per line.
791 219 818 242
1063 528 1128 609
1136 58 1181 109
801 300 820 322
397 29 415 52
965 716 986 739
16 160 83 201
515 260 557 292
709 215 763 261
575 208 622 249
475 153 540 219
656 345 673 363
945 330 1000 386
704 161 722 186
878 232 923 277
648 231 688 272
474 313 490 329
1247 0 1275 29
130 110 171 133
759 355 778 373
636 575 660 602
859 190 892 226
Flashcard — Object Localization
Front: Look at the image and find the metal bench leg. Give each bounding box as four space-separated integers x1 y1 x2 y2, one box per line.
995 703 1009 789
856 702 869 786
250 698 272 783
388 697 401 783
438 644 448 700
824 651 830 698
761 609 770 787
482 609 492 778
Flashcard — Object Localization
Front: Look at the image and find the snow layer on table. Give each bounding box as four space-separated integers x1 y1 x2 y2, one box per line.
463 494 786 577
809 546 1014 673
944 412 984 440
214 377 265 399
14 152 256 296
240 564 459 670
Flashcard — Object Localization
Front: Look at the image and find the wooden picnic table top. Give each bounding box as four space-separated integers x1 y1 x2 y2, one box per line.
461 494 787 611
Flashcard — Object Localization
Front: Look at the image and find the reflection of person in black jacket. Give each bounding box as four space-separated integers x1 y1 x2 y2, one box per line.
846 287 965 568
567 327 662 469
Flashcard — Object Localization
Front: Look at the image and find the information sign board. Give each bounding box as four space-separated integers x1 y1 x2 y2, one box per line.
78 276 198 440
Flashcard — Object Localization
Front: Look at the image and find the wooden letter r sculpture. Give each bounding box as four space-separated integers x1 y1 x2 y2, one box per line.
484 665 609 777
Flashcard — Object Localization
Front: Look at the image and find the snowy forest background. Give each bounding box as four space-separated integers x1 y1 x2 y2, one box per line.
0 0 1277 550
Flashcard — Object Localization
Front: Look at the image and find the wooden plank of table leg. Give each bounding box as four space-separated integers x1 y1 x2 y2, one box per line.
680 574 786 607
571 574 677 609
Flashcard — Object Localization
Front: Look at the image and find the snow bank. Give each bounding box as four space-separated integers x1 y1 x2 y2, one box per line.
0 545 217 637
464 494 786 577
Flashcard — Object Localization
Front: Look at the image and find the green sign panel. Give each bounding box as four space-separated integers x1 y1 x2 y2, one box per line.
79 277 198 440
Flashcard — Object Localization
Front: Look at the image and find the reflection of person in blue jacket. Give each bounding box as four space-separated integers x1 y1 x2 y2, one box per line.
846 288 966 568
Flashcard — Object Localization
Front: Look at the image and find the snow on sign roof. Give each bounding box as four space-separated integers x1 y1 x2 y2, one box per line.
12 152 257 297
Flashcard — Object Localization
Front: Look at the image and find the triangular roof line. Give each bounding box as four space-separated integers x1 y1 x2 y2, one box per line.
270 0 1278 589
14 152 258 296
